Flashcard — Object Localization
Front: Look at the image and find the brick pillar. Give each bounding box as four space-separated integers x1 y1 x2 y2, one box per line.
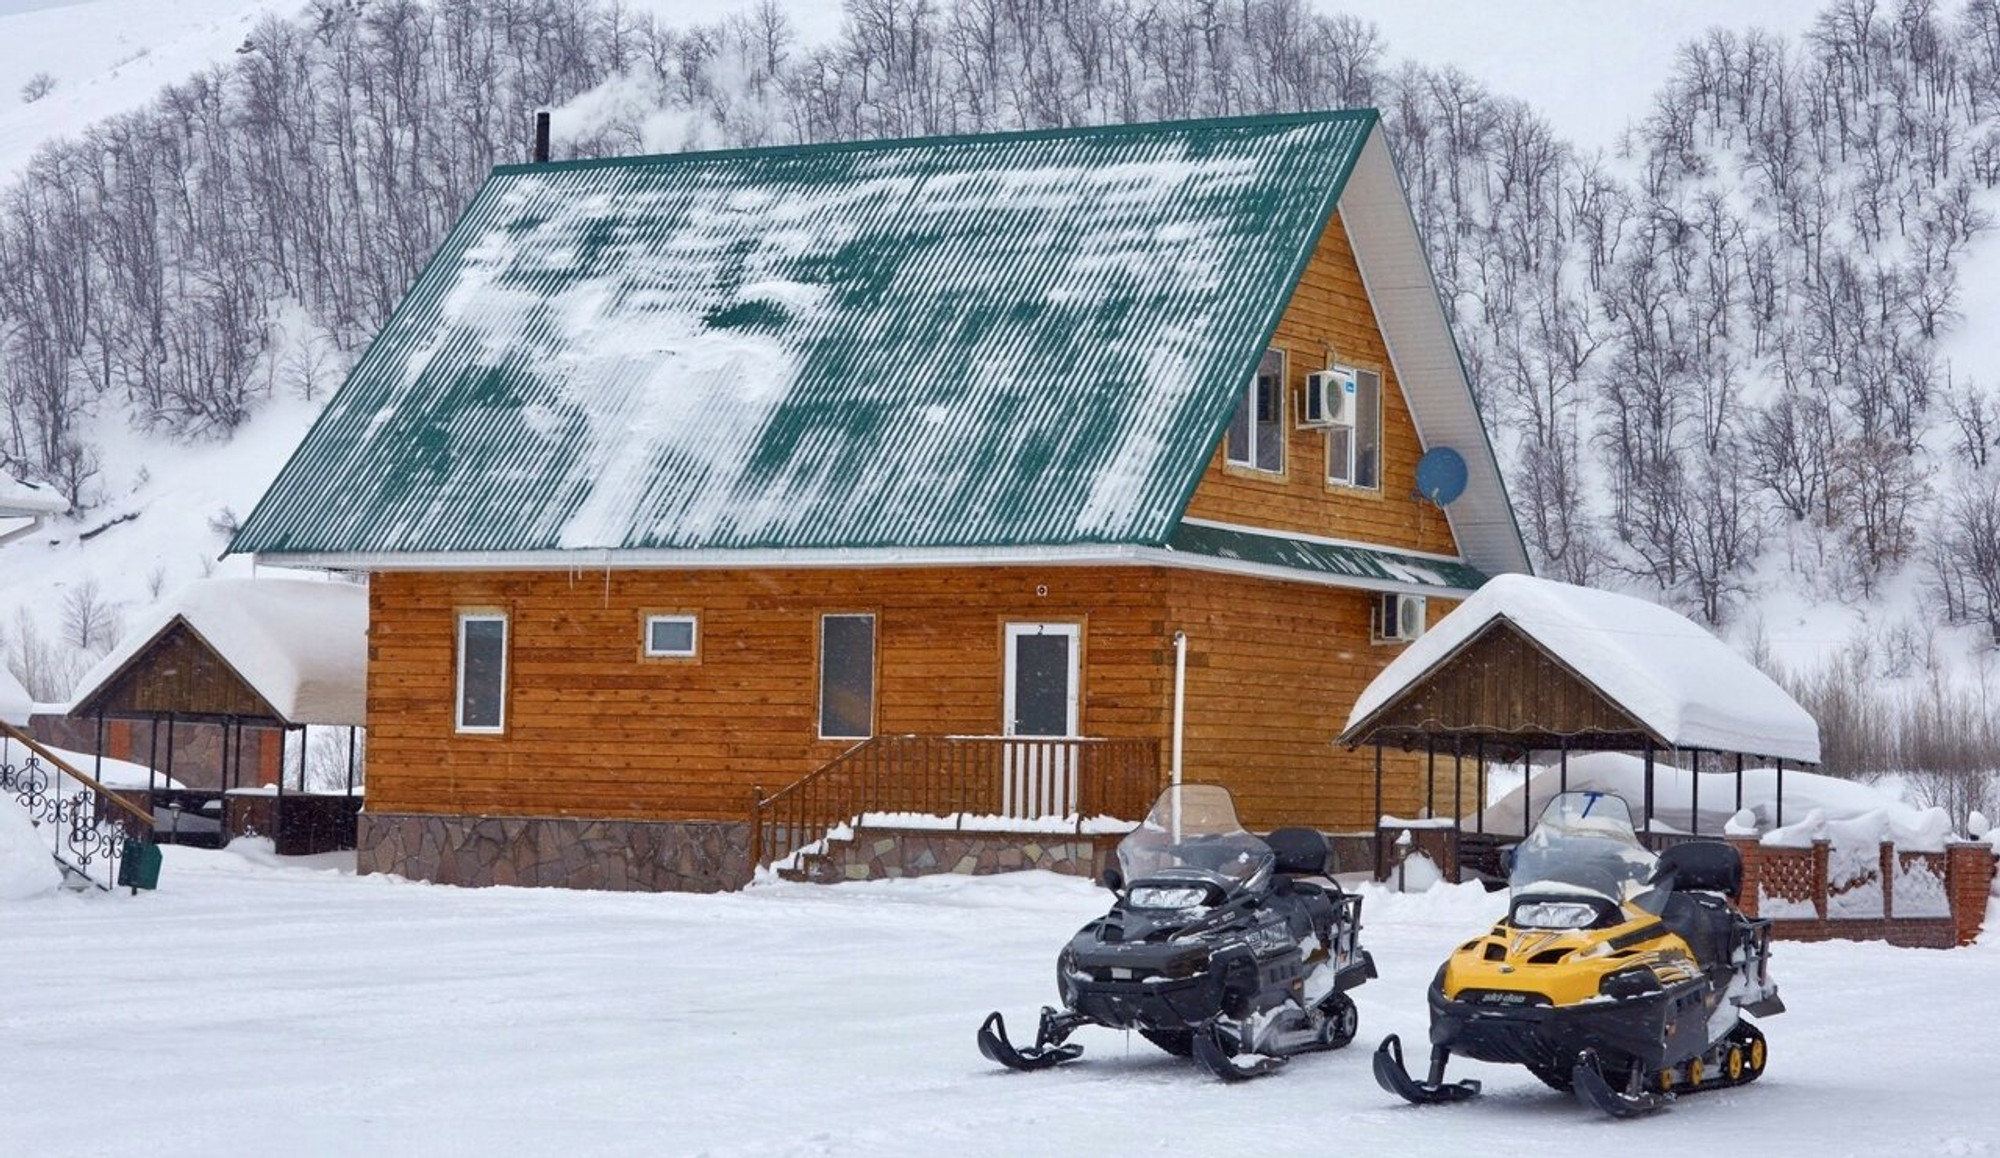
1946 841 1996 946
1729 836 1763 918
1811 839 1830 920
1879 841 1896 919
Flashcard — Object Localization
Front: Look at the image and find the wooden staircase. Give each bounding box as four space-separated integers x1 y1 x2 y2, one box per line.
751 733 1158 878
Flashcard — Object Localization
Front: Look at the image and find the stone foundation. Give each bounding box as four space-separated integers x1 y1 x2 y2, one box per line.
802 828 1125 883
358 812 752 892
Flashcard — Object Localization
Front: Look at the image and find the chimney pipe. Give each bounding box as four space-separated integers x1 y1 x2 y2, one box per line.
533 111 551 164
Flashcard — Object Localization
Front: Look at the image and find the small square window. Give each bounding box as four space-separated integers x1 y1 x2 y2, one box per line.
645 614 698 658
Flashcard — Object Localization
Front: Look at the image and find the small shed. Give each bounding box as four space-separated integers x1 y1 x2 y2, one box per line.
1340 574 1821 877
65 578 368 853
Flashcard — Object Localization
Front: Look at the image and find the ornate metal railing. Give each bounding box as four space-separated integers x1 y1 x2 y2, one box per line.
0 721 155 891
750 734 1160 873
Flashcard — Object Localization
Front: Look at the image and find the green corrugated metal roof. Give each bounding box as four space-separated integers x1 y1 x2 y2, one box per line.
231 111 1378 556
1166 522 1487 593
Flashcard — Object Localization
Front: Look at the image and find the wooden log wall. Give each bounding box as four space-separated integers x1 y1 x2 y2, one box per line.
1182 210 1460 558
367 566 1176 822
1163 569 1454 832
368 564 1456 836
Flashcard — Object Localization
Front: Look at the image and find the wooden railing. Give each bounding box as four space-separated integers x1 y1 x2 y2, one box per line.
750 734 1160 873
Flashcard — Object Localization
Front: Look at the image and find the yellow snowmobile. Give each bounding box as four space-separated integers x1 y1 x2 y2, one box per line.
1374 791 1783 1117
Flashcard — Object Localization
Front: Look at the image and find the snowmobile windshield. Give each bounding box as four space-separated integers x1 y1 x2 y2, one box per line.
1507 792 1658 914
1116 785 1275 899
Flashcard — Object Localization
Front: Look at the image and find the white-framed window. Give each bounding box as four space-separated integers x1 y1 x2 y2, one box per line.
1226 347 1286 473
1327 367 1382 489
643 614 699 658
817 613 876 740
455 612 508 734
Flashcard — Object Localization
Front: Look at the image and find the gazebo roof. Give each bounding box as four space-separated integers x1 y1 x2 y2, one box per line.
1340 575 1821 764
0 473 67 517
67 579 367 727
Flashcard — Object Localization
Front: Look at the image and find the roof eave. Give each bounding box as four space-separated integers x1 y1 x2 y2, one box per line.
248 544 1476 599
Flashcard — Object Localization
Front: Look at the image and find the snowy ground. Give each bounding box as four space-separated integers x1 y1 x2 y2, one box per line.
3 848 1997 1157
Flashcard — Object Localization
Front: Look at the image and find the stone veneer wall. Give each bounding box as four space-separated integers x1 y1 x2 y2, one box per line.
359 812 752 892
803 828 1125 884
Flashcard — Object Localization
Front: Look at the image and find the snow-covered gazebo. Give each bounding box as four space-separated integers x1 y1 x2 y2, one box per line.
0 472 67 548
1339 574 1821 874
65 578 368 853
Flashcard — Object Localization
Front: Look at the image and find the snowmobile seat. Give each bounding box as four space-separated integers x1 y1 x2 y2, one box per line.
1266 827 1333 878
1655 840 1743 901
1660 890 1739 969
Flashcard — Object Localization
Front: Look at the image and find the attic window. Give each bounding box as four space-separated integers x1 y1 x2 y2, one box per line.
644 614 698 658
1226 348 1286 473
455 612 508 734
1327 368 1382 489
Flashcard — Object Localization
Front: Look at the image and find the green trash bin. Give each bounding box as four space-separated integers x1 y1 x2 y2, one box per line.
117 839 162 891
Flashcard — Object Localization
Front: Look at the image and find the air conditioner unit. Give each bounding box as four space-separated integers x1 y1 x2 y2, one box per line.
1378 593 1426 643
1304 368 1358 427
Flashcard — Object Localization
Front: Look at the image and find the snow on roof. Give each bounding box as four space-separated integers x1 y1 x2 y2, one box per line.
0 472 66 517
1346 574 1821 764
0 662 31 727
69 578 367 727
231 113 1382 558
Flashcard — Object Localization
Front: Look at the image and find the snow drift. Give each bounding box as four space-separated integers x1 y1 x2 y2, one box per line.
0 799 60 901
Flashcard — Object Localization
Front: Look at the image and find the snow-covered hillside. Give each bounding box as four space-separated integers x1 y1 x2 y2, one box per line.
0 0 284 177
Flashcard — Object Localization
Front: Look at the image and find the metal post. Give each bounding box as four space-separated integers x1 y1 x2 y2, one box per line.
1522 746 1532 838
1735 752 1745 812
1373 742 1384 881
1690 748 1701 836
146 716 158 800
1170 631 1186 793
1425 736 1435 818
1642 739 1655 836
1475 738 1486 835
1776 758 1785 828
346 726 357 797
1559 735 1569 793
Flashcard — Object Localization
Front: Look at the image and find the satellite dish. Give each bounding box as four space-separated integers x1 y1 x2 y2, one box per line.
1415 447 1468 506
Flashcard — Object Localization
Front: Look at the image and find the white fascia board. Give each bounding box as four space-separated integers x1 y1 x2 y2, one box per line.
1336 132 1532 579
252 545 1476 600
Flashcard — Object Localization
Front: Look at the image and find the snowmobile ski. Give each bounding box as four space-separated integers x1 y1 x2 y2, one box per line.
1192 1021 1286 1082
1372 1034 1482 1105
1572 1049 1668 1118
977 1009 1083 1072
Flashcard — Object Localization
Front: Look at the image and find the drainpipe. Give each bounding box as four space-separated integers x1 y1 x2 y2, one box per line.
1171 630 1187 843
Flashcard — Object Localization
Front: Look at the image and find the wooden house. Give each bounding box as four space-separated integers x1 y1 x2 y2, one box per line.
229 110 1530 892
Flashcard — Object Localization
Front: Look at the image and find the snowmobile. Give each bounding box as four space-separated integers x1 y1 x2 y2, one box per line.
1374 790 1784 1117
977 783 1376 1081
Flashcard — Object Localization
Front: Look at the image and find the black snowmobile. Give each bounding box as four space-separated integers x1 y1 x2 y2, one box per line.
1374 791 1784 1117
978 783 1376 1081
